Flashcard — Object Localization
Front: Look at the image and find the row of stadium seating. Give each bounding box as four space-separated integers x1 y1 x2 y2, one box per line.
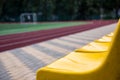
36 19 120 80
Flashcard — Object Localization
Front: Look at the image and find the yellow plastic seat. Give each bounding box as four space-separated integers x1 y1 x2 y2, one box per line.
106 32 114 37
75 42 110 52
95 36 112 42
37 51 108 80
36 19 120 80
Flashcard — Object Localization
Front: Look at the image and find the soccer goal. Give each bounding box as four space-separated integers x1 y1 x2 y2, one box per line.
20 13 37 24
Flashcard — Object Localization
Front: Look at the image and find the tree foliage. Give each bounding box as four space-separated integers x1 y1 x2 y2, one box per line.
0 0 119 22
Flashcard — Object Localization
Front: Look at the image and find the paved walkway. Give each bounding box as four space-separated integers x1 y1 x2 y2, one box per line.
0 23 116 80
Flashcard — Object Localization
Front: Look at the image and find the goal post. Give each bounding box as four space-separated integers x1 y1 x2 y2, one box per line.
20 13 37 24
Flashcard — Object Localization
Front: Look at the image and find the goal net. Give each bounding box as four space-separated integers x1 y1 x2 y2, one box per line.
20 13 37 24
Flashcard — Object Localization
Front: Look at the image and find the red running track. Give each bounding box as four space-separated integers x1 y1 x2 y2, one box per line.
0 20 117 52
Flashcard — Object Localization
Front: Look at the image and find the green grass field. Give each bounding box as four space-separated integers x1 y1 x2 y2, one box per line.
0 22 89 36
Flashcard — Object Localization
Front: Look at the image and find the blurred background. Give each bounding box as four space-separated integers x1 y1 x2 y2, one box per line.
0 0 120 22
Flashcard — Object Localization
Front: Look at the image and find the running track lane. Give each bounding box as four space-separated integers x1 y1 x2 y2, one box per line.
0 20 117 52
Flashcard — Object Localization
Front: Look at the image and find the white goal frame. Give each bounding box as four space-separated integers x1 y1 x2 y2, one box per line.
20 13 37 24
